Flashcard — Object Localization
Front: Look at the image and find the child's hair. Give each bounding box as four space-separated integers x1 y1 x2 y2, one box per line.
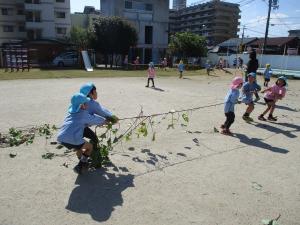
88 85 96 96
276 77 287 86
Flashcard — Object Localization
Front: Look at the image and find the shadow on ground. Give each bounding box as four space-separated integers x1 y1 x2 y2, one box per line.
233 133 289 154
256 102 298 112
66 168 134 222
253 122 298 138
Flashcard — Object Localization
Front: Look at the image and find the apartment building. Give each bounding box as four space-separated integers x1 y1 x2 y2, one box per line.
0 0 71 46
100 0 169 64
173 0 186 10
71 6 102 30
169 0 240 45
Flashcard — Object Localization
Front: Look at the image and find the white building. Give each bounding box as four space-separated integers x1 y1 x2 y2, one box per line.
0 0 71 46
100 0 169 64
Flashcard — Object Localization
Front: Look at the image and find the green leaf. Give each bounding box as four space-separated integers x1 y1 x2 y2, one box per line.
182 113 189 122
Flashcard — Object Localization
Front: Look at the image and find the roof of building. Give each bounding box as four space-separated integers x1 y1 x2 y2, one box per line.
249 37 298 46
218 38 257 47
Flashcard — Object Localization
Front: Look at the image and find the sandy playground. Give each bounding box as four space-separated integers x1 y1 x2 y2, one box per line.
0 71 300 225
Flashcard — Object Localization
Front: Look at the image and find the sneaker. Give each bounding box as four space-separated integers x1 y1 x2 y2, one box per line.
221 129 233 135
145 85 149 88
243 115 254 122
268 115 277 121
258 115 267 121
254 97 260 102
152 85 155 88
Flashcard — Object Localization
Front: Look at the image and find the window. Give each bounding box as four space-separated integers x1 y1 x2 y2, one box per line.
145 26 153 44
26 11 33 22
1 8 13 16
125 1 132 9
55 11 65 18
35 11 41 22
25 0 40 3
17 9 24 15
145 3 153 11
3 25 14 32
19 25 25 32
56 0 65 2
56 27 66 35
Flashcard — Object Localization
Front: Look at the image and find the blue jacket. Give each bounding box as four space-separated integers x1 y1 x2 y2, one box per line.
57 109 105 145
224 89 240 113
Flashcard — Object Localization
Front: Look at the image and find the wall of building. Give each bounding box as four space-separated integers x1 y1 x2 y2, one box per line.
100 0 169 64
208 52 300 71
0 0 71 46
169 0 240 45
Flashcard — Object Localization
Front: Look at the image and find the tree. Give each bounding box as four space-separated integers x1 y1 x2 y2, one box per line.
69 26 90 50
168 32 207 60
90 16 138 68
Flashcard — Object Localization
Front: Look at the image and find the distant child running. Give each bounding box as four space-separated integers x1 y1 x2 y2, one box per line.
241 72 261 122
263 64 272 87
57 93 107 174
178 60 184 78
145 62 156 88
258 76 287 121
80 82 119 144
221 76 244 135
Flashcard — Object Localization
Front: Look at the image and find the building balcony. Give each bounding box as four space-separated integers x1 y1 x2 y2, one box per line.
26 21 44 29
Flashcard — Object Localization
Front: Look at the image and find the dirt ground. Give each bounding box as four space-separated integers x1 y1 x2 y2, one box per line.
0 71 300 225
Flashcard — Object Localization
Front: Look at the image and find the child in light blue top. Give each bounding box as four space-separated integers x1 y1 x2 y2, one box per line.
80 82 119 144
221 76 243 135
263 64 272 87
57 93 106 174
178 60 184 78
241 73 261 122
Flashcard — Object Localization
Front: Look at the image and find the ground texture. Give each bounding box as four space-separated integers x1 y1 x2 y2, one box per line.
0 72 299 225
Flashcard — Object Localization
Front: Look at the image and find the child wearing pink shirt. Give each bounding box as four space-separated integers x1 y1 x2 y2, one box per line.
258 76 287 121
145 62 156 88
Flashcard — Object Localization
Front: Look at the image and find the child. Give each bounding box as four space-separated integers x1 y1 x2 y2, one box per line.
80 82 119 144
145 62 156 88
263 64 272 87
221 76 244 135
258 76 287 121
178 60 184 78
205 60 211 76
241 72 261 122
57 93 107 174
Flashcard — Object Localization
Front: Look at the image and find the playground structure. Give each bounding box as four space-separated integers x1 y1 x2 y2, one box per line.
0 43 32 72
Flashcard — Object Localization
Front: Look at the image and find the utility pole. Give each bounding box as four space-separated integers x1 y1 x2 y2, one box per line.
262 0 279 54
240 25 246 52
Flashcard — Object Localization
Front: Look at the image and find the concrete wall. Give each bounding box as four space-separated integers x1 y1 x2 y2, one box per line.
207 52 300 71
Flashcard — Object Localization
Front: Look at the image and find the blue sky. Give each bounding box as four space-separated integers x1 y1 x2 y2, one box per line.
70 0 300 38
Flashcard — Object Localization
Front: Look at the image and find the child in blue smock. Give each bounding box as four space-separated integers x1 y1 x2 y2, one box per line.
57 93 106 174
221 76 243 135
178 60 184 78
241 72 261 122
80 82 119 144
263 64 272 87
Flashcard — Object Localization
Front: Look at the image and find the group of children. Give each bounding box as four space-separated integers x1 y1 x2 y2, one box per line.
57 82 118 174
56 60 287 173
221 72 287 135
